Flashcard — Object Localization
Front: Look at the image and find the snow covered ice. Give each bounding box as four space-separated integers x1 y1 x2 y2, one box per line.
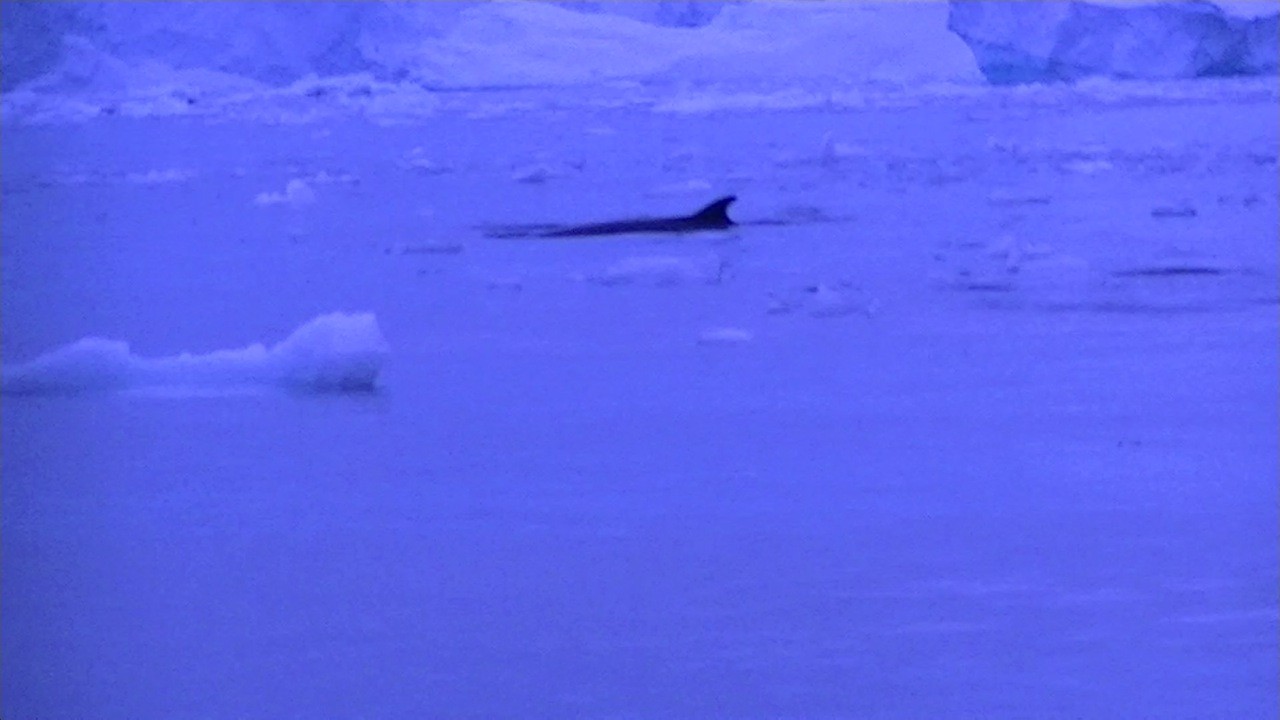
2 2 1278 719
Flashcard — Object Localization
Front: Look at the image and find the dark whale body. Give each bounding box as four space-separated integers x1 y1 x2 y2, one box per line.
540 196 737 237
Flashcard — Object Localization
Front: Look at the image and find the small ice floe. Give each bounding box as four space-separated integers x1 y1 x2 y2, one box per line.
2 312 389 396
819 132 868 167
587 255 728 287
124 168 196 185
696 327 754 346
400 146 454 175
306 170 359 186
254 178 317 207
1151 202 1197 219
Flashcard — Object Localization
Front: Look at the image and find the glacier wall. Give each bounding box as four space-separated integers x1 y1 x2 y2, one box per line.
1 1 976 93
949 0 1279 84
2 0 1277 97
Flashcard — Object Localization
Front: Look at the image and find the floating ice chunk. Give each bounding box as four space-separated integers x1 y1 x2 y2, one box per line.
2 312 389 396
267 313 389 391
306 170 358 185
697 327 754 345
400 146 454 175
254 178 317 207
0 338 136 394
820 132 868 166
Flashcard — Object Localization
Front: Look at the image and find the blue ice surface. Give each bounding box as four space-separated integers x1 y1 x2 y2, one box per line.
2 84 1278 719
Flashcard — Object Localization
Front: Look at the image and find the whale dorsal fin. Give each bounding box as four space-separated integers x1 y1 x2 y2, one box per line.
689 195 737 227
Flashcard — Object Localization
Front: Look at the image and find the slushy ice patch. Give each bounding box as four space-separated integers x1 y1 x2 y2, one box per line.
1 312 389 395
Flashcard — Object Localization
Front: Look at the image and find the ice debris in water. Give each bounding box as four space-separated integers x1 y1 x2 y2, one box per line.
768 281 878 318
253 178 317 207
400 146 454 175
820 132 868 166
1 312 390 395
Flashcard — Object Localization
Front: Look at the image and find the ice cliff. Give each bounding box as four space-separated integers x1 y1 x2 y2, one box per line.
949 0 1279 84
1 1 974 94
1 0 1276 97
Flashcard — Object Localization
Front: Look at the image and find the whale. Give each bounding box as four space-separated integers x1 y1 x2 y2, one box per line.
486 196 738 238
543 195 738 237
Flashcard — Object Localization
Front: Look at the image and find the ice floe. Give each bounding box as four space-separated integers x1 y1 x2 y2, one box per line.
2 312 389 395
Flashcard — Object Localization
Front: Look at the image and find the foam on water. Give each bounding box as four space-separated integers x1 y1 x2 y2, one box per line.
1 312 389 396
